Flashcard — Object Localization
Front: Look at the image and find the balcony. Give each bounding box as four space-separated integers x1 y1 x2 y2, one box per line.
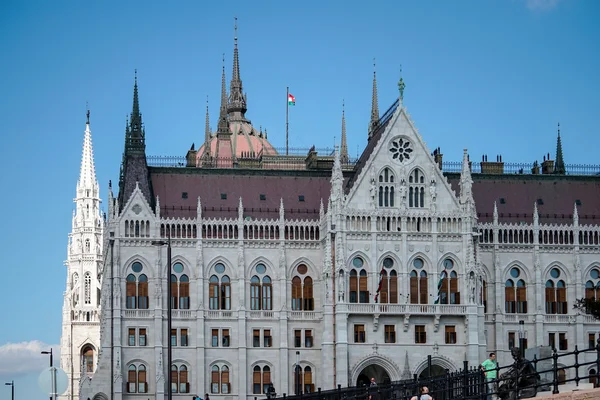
346 303 467 315
247 311 276 319
172 310 194 319
544 314 571 323
205 310 236 319
122 310 153 319
288 311 323 321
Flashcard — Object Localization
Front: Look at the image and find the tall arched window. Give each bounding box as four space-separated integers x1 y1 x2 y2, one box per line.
126 262 149 309
209 263 231 310
409 168 425 208
410 258 428 304
505 267 527 314
81 345 94 373
545 267 567 314
437 259 460 304
253 365 272 394
349 257 369 304
171 364 189 393
291 264 314 310
211 365 231 394
378 167 396 207
84 272 91 304
250 263 272 310
377 257 398 304
171 262 190 310
127 363 147 393
585 267 600 301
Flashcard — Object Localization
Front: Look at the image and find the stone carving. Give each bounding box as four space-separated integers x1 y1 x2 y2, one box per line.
370 167 377 206
468 272 476 304
338 270 345 302
498 347 540 400
433 314 441 332
433 342 439 355
429 180 437 203
155 280 162 299
399 179 407 203
403 314 410 332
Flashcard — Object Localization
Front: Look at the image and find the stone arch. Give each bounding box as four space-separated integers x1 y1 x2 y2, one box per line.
350 354 401 384
479 263 492 282
347 251 371 271
121 255 155 278
413 355 458 376
206 257 238 279
92 393 109 400
288 257 319 280
408 252 433 271
503 260 533 283
246 256 278 280
437 252 461 273
170 256 196 280
583 262 600 283
542 261 572 283
377 252 402 271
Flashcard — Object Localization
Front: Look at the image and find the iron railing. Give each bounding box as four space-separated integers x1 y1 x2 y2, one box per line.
265 343 600 400
442 161 600 176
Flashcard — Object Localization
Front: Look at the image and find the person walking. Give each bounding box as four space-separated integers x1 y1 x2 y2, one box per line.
410 386 433 400
481 352 498 400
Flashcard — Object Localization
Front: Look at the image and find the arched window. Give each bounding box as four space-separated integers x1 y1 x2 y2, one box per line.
250 263 272 310
408 168 425 208
437 259 459 304
253 365 272 394
125 262 149 309
127 363 147 393
377 257 397 304
505 267 527 314
545 268 567 314
349 257 369 304
294 365 315 394
585 267 600 301
378 167 396 207
291 264 314 311
171 262 190 310
211 365 231 394
209 263 230 310
84 272 91 304
81 345 94 373
410 258 428 304
171 364 189 393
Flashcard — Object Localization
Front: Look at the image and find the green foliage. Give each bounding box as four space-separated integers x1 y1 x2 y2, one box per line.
574 298 600 320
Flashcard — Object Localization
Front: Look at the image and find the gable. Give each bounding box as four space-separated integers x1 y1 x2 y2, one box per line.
345 105 461 214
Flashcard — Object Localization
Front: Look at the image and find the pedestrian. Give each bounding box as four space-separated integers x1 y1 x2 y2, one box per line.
370 377 377 387
410 386 433 400
481 352 497 400
204 393 210 400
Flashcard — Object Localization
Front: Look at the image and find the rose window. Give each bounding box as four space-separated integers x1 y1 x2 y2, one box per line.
389 138 413 162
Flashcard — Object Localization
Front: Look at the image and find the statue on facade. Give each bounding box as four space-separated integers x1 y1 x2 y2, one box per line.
497 347 540 400
399 179 407 203
468 272 476 304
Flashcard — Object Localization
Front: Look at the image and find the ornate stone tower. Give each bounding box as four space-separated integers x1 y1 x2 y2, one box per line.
60 110 104 400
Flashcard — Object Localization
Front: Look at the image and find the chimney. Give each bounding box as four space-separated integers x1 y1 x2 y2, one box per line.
186 143 197 167
481 154 505 174
433 147 443 170
541 153 555 174
531 160 540 175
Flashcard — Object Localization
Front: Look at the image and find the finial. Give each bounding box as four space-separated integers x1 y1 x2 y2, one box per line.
134 69 137 82
397 64 405 101
86 108 90 125
558 122 560 136
373 57 376 76
234 16 238 41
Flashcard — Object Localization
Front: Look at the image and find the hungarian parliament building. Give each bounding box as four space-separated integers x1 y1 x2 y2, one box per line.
60 29 600 400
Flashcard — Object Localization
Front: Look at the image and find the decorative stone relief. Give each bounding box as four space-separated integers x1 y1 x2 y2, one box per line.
373 313 380 332
403 314 410 332
394 244 400 252
433 314 441 332
425 245 430 253
132 204 142 215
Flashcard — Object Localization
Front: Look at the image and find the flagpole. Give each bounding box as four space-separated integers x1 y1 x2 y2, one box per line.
286 86 289 156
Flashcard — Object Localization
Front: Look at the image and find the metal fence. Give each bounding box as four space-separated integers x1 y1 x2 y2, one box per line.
266 343 600 400
442 161 600 176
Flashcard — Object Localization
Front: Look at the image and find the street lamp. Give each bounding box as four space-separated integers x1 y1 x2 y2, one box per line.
518 320 527 358
41 348 55 400
5 381 14 400
152 232 172 400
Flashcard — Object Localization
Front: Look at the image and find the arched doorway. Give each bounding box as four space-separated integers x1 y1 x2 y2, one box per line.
418 364 447 379
356 364 391 387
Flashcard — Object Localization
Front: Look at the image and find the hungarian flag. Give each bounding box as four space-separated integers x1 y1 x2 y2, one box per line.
434 273 445 304
288 93 296 106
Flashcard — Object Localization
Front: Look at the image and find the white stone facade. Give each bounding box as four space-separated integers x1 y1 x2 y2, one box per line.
74 102 600 400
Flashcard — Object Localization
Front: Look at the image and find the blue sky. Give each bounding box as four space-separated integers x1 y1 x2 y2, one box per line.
0 0 598 398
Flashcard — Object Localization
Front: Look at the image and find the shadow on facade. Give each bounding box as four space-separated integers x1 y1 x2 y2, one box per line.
356 364 391 386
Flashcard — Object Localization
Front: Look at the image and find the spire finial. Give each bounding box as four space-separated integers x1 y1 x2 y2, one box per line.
217 54 230 137
554 121 565 175
228 17 247 120
398 64 406 102
369 58 379 139
340 100 348 164
86 104 90 125
204 95 211 148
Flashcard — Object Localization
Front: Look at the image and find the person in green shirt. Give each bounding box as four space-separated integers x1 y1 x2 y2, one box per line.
481 352 497 400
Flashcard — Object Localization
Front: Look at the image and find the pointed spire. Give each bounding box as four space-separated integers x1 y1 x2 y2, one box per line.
319 198 324 220
533 201 539 226
554 122 565 175
368 58 379 139
493 201 498 225
402 351 412 379
340 101 349 164
197 196 202 219
330 148 344 205
217 54 230 137
573 202 579 226
77 108 99 198
127 70 145 153
238 196 244 220
279 198 285 221
459 149 474 209
204 96 211 153
397 65 406 103
227 17 247 121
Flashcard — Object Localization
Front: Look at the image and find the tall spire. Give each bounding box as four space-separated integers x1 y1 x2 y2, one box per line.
228 17 247 121
459 149 475 214
77 109 99 199
205 97 211 145
127 70 145 153
368 58 379 139
554 122 565 175
340 101 349 164
217 55 230 137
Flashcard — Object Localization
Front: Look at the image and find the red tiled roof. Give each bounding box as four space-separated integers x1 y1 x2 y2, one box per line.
151 169 332 219
447 174 600 225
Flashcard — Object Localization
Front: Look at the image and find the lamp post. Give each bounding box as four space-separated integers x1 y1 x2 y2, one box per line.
518 320 526 358
5 381 14 400
42 348 55 400
295 350 301 395
152 232 172 400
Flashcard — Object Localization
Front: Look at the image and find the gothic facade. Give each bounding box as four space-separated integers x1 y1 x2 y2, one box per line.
62 28 600 400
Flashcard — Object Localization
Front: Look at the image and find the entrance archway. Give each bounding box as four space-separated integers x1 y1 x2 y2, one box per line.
418 364 447 379
356 364 391 387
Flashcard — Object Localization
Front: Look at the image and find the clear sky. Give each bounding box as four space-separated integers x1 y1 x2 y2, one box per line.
0 0 598 398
